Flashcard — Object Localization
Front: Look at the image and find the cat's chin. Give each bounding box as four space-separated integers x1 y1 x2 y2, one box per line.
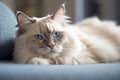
46 52 60 58
49 51 60 55
41 49 62 58
37 48 61 58
37 45 63 58
44 49 61 57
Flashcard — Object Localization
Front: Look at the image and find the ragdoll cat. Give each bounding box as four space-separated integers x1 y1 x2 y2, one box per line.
14 4 120 65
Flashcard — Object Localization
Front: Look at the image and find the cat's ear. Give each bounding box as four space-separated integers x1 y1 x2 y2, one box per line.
16 11 36 27
51 3 65 21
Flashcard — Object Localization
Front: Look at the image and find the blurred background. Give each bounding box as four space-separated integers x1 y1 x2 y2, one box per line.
1 0 120 24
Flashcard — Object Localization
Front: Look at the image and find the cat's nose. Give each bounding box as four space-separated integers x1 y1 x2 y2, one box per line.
48 42 55 49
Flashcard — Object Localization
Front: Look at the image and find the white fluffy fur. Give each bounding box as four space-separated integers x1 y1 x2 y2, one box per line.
14 16 120 65
14 3 120 64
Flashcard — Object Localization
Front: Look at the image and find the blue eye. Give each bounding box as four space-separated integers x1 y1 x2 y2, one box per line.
34 34 43 41
53 32 60 38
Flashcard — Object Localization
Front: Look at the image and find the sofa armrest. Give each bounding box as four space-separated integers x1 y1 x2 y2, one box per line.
0 1 17 60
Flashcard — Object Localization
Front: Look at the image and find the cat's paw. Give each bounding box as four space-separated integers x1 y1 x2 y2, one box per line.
28 58 50 65
55 57 65 64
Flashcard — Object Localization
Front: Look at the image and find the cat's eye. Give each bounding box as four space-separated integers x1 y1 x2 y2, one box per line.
53 32 60 38
34 34 43 41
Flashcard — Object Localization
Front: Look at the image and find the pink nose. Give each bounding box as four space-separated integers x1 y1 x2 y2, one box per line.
48 42 55 49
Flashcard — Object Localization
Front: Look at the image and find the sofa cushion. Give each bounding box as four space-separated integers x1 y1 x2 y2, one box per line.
0 62 120 80
0 2 17 60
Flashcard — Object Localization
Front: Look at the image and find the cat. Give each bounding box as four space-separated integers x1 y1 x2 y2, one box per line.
14 4 120 65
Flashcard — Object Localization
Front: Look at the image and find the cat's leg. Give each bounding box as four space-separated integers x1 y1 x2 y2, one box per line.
72 56 99 64
54 56 80 65
28 57 54 65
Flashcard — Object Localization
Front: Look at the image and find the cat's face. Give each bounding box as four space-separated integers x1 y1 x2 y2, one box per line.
16 4 70 58
26 19 68 58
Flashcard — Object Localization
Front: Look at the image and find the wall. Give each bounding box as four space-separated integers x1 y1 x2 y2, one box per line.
39 0 75 22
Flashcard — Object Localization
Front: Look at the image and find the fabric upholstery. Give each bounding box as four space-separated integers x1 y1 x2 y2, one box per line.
0 62 120 80
0 2 17 60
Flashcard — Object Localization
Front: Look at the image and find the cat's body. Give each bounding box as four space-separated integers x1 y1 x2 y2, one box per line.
14 4 120 65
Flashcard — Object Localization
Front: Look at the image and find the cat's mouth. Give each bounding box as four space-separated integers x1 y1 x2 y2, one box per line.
46 50 60 58
37 45 63 56
50 46 63 54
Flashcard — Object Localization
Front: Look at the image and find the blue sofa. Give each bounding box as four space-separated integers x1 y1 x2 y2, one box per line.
0 1 120 80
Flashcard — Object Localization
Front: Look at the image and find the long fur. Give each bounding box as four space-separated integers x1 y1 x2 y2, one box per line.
14 16 120 65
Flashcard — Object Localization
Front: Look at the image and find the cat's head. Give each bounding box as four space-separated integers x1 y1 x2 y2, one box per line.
16 4 73 58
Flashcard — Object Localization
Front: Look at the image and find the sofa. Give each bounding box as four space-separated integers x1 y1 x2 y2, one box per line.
0 1 120 80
